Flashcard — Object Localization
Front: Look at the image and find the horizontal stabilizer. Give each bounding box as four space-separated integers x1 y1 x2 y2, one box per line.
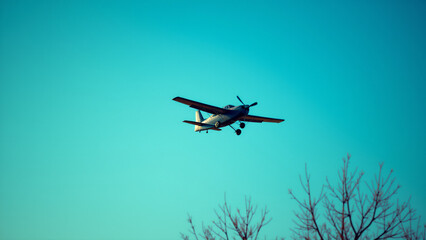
183 120 213 126
183 120 222 131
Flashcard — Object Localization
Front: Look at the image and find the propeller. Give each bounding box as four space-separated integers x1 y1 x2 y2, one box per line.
237 96 257 109
237 96 244 105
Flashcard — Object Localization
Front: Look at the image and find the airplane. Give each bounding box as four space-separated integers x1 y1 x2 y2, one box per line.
173 96 284 135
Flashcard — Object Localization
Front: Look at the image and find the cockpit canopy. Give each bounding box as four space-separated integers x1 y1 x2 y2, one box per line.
224 105 235 109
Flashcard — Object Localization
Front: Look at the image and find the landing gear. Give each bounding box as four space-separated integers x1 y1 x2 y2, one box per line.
239 122 245 128
229 125 242 136
215 121 220 128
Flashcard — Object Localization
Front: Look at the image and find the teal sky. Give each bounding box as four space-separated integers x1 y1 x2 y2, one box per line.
1 1 425 239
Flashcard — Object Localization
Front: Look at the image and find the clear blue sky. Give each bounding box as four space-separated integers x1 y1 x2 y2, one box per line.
1 1 425 239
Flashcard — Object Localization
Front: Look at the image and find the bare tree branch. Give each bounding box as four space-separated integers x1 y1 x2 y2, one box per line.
183 195 273 240
289 154 424 240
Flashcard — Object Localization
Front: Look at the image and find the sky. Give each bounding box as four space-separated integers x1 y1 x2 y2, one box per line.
0 0 425 239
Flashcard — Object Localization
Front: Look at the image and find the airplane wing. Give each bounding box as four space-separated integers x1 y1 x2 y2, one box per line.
173 97 228 114
240 115 285 123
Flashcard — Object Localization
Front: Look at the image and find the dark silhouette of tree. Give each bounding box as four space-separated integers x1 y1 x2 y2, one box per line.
181 196 277 240
289 154 425 240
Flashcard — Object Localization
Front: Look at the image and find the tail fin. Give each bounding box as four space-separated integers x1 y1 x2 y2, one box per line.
195 110 204 131
195 110 204 122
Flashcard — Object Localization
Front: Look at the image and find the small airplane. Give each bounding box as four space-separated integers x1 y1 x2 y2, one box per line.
173 96 284 135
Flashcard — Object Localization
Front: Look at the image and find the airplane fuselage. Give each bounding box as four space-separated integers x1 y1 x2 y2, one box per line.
197 105 249 131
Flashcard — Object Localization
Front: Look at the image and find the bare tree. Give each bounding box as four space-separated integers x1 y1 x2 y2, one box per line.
181 195 277 240
289 154 424 240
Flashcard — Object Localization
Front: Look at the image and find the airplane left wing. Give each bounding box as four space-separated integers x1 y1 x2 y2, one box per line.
173 97 228 114
240 115 284 123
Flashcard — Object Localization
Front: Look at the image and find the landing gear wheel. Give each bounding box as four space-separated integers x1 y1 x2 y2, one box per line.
236 129 242 135
215 122 220 128
239 122 245 129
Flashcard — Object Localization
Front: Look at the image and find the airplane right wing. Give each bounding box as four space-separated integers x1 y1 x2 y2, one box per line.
173 97 228 114
241 115 285 123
